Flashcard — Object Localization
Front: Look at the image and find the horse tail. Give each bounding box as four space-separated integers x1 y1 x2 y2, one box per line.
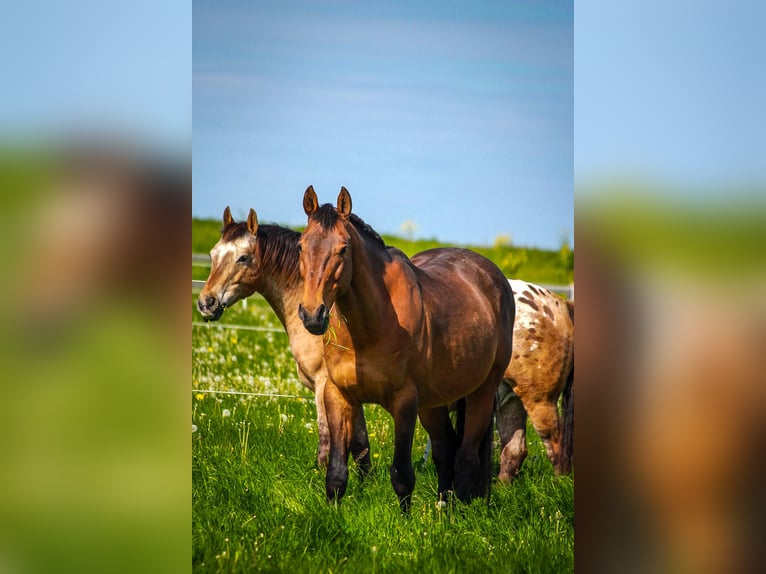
559 298 575 474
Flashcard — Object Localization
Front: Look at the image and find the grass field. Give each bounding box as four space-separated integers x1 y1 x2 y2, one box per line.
192 294 574 573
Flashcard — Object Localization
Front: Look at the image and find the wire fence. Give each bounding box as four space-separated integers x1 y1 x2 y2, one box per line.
191 321 285 333
191 388 312 400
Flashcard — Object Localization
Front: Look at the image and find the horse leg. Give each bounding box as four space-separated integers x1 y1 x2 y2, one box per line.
312 374 331 468
473 402 495 501
389 386 419 513
455 374 500 502
526 401 563 474
496 390 528 483
323 380 355 503
418 406 459 499
349 407 372 477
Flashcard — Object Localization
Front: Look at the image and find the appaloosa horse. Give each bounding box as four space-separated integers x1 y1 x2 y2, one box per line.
298 186 514 510
492 280 574 482
196 206 371 473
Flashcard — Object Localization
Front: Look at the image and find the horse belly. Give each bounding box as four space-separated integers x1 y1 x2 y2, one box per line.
410 304 509 408
414 340 500 409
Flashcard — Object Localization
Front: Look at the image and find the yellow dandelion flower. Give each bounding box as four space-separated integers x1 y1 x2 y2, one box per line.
195 393 205 401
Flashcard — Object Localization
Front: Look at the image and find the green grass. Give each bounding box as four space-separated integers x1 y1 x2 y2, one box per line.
192 218 573 285
192 295 574 573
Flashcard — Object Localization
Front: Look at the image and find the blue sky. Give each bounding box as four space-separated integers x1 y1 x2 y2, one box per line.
193 1 573 249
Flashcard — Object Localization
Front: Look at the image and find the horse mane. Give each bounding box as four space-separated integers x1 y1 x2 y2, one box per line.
220 221 301 285
258 225 302 285
348 213 386 249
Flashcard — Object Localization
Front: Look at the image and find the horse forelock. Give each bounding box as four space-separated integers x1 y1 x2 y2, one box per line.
221 221 250 242
310 204 341 230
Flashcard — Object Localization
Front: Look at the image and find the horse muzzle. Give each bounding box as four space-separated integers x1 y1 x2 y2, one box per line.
197 294 225 322
298 303 329 335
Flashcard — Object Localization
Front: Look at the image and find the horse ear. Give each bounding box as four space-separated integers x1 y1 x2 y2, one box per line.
246 208 258 235
303 185 318 216
223 206 234 227
337 187 352 217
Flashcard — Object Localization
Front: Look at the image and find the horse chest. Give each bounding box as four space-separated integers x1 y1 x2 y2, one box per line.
326 350 406 403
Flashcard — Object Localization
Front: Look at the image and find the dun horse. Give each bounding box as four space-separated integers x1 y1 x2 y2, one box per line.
492 280 574 482
196 207 371 473
298 186 514 510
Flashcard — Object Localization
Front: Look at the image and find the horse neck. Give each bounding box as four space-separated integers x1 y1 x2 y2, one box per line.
336 225 393 339
259 279 309 340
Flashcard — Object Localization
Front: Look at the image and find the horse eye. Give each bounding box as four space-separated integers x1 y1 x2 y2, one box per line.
297 244 303 253
339 245 348 256
237 255 248 263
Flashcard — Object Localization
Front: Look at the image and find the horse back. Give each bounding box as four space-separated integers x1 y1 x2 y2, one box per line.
412 248 513 314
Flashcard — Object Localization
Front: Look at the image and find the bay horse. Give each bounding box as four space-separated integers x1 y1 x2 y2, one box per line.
492 280 574 482
196 206 372 473
297 186 514 510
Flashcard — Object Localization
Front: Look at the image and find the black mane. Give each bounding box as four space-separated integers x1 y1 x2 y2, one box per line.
257 225 302 284
348 213 386 249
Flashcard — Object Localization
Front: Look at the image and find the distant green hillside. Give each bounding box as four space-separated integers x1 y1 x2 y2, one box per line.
192 218 573 285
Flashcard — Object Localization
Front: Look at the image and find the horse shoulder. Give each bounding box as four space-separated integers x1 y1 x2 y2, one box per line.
383 256 425 320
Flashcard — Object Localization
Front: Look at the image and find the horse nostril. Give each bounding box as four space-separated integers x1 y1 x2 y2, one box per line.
317 304 327 322
198 295 217 311
298 304 306 322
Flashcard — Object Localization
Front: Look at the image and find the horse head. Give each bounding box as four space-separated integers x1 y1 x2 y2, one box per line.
197 206 260 321
298 186 354 335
